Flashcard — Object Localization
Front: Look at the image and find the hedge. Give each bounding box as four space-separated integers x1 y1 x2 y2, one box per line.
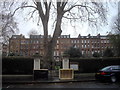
2 57 34 75
70 57 120 73
2 57 120 74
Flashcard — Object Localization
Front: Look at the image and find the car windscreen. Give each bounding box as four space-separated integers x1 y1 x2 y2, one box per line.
101 66 111 71
101 66 120 71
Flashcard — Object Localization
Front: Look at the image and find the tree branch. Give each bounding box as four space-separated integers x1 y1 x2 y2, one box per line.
44 1 48 15
9 1 14 11
64 4 86 13
62 0 68 10
36 2 45 21
37 17 40 25
63 16 80 19
11 5 37 17
32 0 37 6
28 9 37 20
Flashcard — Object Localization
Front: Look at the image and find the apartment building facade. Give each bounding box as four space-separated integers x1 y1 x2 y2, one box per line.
2 44 9 56
9 34 112 59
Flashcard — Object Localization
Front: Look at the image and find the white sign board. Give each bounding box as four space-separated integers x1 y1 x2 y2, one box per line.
34 58 40 70
70 64 78 70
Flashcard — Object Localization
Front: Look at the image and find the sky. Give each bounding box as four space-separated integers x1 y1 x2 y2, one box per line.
13 1 118 38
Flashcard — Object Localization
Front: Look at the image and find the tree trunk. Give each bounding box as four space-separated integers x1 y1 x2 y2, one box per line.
37 2 64 69
46 14 63 70
42 20 49 69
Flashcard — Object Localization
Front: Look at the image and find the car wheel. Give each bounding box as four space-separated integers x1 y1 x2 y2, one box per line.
110 76 117 83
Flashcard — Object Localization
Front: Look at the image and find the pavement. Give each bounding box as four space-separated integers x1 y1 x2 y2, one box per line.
2 73 96 84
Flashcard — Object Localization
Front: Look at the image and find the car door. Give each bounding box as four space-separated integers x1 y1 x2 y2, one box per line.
112 66 120 80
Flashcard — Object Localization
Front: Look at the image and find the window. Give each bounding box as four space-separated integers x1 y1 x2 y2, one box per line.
88 44 90 48
82 51 84 54
33 46 36 49
82 45 83 48
67 35 70 38
104 40 106 43
102 46 103 48
57 40 59 44
34 40 36 44
74 40 76 43
57 51 59 56
54 51 56 56
71 40 73 43
57 45 59 49
92 51 94 54
61 52 63 55
92 45 94 48
82 40 84 43
13 36 17 38
92 40 94 43
36 40 39 44
88 40 90 43
36 51 39 53
74 45 77 48
41 35 43 38
21 40 25 44
94 40 96 43
101 40 103 43
26 41 29 44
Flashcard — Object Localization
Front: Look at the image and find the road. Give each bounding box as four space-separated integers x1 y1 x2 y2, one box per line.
2 81 120 88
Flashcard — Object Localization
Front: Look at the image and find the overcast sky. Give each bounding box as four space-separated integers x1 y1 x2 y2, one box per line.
14 1 118 38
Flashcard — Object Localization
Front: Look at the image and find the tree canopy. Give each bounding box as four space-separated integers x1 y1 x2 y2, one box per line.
103 47 114 57
0 2 19 44
64 47 82 58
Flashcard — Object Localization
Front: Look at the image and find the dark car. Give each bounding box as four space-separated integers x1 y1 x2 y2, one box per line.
95 65 120 82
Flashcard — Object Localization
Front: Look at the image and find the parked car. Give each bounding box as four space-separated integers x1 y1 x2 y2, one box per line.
95 65 120 83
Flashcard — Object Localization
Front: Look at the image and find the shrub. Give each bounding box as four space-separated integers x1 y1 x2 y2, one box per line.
103 47 114 57
64 47 82 58
2 57 34 75
70 57 120 73
93 52 100 57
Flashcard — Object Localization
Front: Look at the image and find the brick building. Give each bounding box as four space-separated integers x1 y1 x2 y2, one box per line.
9 34 112 58
2 44 9 56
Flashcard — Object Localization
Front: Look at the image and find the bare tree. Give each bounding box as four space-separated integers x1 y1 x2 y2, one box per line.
110 12 120 56
4 0 107 69
0 2 19 44
111 1 120 34
112 17 120 34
